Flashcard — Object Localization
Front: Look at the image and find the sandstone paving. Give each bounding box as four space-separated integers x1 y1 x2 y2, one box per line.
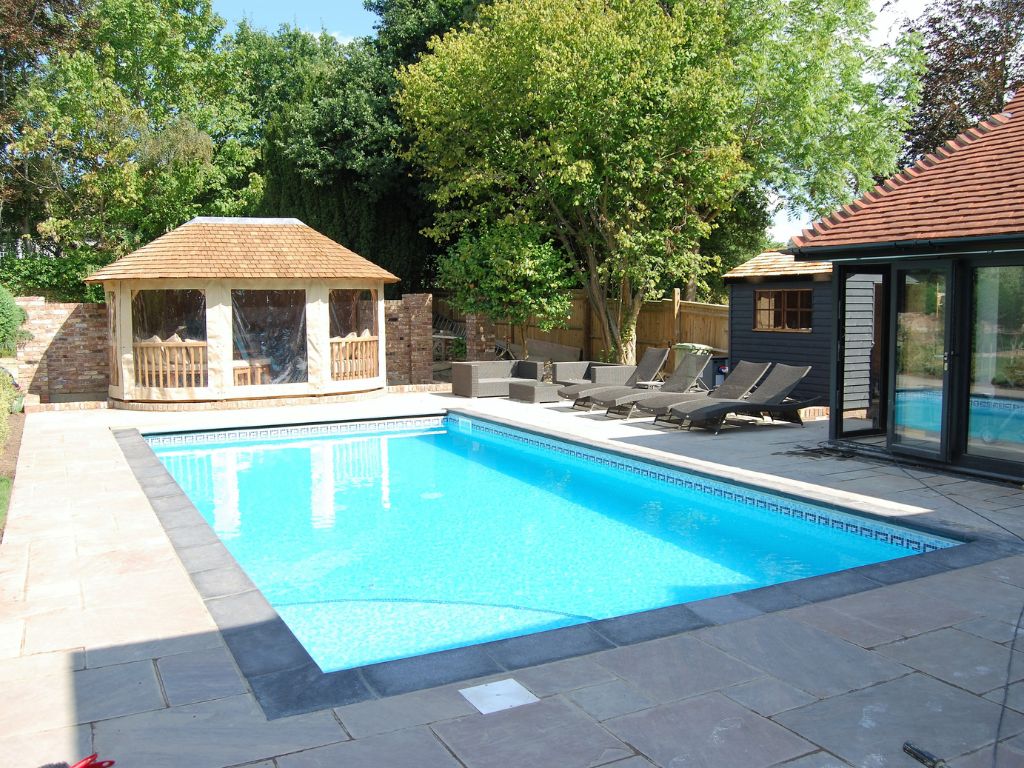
2 399 1024 767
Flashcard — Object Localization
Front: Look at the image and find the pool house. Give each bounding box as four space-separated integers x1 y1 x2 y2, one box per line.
787 91 1024 482
86 217 399 406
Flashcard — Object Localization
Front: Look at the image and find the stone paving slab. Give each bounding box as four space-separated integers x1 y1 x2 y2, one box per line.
774 673 1024 766
698 614 910 697
4 397 1024 768
433 696 632 768
592 635 762 703
92 694 347 768
276 726 462 768
875 627 1024 695
604 691 814 768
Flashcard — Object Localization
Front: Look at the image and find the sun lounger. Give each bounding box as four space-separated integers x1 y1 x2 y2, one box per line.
591 351 713 418
639 360 772 425
665 363 814 433
558 348 669 409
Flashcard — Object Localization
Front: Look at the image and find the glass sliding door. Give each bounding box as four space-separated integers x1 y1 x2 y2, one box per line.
892 266 951 457
836 269 888 438
966 265 1024 465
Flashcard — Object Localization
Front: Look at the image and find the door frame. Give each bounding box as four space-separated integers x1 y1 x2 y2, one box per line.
887 260 957 463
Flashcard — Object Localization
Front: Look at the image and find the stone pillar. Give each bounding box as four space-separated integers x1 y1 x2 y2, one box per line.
464 313 496 361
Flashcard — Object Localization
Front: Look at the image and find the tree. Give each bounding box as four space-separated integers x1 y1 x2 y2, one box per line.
397 0 920 362
902 0 1023 163
0 0 90 232
437 223 574 357
4 0 262 298
257 1 487 292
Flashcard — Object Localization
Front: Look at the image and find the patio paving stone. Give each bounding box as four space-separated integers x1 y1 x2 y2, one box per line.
774 673 1024 767
775 752 852 767
983 680 1024 713
721 676 818 716
875 627 1024 694
565 679 655 721
685 594 764 625
510 655 617 698
948 733 1024 767
360 643 504 697
0 723 93 768
85 630 224 669
92 693 347 768
70 658 167 723
592 635 761 703
785 604 896 648
699 614 909 697
814 583 979 643
604 691 814 768
157 645 248 706
276 726 461 768
334 684 477 738
481 622 614 670
955 616 1024 645
433 696 632 768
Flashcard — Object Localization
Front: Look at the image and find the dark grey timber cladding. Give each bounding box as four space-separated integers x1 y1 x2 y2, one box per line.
840 273 878 409
727 279 831 400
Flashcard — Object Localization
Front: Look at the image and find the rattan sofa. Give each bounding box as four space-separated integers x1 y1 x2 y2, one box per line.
451 360 544 397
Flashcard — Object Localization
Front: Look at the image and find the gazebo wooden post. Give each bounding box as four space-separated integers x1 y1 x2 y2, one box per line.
306 281 330 391
205 283 232 397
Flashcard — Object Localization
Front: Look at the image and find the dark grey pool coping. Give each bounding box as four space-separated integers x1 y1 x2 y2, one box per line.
113 413 1024 720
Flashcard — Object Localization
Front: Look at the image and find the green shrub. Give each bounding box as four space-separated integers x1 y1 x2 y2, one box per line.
0 286 29 356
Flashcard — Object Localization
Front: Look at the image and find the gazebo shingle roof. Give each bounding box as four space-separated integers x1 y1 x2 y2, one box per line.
789 91 1024 251
723 251 832 281
86 217 400 283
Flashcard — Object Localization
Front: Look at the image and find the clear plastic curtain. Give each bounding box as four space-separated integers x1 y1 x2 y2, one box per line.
131 290 207 342
231 289 308 384
329 289 376 337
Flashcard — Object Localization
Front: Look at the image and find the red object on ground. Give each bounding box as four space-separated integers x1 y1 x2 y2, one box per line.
69 755 115 768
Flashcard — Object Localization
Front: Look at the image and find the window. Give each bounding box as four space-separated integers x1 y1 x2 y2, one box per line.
231 290 307 385
754 289 812 332
131 289 208 388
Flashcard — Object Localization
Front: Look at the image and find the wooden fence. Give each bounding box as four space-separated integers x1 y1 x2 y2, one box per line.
437 290 728 359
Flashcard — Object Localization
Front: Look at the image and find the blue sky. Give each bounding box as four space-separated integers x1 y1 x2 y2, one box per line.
212 0 378 41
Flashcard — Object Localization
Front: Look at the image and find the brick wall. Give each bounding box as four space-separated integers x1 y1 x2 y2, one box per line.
384 293 434 385
16 297 109 402
464 313 496 361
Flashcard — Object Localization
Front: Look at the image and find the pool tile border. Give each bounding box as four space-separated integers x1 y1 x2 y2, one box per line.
114 415 1024 720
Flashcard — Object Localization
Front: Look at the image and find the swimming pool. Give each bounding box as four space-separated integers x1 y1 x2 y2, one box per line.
149 414 956 673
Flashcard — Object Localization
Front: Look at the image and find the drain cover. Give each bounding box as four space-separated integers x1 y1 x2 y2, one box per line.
459 679 540 714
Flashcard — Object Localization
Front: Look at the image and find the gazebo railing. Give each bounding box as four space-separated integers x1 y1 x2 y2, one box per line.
133 340 209 388
331 336 379 381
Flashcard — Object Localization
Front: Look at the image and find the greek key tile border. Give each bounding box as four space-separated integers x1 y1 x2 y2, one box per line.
145 415 446 447
446 414 957 554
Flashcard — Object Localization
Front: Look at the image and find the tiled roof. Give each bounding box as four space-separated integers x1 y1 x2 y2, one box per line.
790 91 1024 251
86 218 400 283
723 251 832 280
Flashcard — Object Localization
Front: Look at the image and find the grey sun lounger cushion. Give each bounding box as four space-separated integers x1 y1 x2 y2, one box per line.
665 363 812 433
559 347 669 408
639 359 772 421
591 351 713 418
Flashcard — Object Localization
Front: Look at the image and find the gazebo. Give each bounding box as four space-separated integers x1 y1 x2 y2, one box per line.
87 217 399 406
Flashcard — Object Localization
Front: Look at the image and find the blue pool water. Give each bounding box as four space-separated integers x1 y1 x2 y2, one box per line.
150 415 955 672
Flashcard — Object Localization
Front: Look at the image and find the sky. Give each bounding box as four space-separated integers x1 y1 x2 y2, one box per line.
210 0 931 244
211 0 379 42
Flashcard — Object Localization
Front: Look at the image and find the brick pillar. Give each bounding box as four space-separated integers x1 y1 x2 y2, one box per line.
403 293 433 385
464 313 496 361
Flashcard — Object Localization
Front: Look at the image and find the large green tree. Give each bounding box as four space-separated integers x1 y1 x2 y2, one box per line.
257 1 486 292
5 0 264 298
0 0 90 233
902 0 1023 163
398 0 920 362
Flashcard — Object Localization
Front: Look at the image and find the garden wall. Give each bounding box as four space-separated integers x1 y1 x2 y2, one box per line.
16 297 108 402
16 293 434 403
